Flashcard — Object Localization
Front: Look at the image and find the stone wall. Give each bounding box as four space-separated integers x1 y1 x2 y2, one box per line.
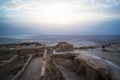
0 50 18 56
11 55 33 80
19 48 44 55
0 47 45 56
0 55 14 61
40 50 63 80
55 42 73 52
0 55 19 80
72 56 111 80
52 53 112 80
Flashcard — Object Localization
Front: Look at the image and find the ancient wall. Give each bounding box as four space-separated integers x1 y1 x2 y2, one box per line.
0 50 18 55
0 55 19 80
72 56 111 80
52 53 112 80
55 42 73 52
0 55 14 61
11 55 33 80
0 47 45 56
40 50 63 80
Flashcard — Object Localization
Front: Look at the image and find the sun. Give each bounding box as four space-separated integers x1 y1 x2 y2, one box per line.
12 1 118 26
23 3 75 25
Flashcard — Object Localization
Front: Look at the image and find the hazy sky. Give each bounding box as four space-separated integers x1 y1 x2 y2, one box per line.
0 0 120 35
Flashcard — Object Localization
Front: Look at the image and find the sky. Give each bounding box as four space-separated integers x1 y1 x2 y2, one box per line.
0 0 120 35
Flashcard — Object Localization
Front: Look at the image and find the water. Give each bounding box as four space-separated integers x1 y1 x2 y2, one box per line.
0 35 120 47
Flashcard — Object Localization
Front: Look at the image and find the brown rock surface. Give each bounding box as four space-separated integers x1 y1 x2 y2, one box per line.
52 53 112 80
55 42 73 52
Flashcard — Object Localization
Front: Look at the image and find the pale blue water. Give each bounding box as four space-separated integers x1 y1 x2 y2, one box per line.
0 35 120 47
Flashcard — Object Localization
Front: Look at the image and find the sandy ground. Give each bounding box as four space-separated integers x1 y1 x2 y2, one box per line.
55 58 84 80
76 48 120 66
74 49 120 80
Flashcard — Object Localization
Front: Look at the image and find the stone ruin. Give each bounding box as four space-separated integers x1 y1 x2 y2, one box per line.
55 42 73 52
0 42 117 80
42 53 112 80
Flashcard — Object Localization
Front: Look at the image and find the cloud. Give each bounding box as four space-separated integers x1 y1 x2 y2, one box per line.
0 0 120 24
0 0 120 12
0 17 10 20
0 0 27 11
0 0 120 35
